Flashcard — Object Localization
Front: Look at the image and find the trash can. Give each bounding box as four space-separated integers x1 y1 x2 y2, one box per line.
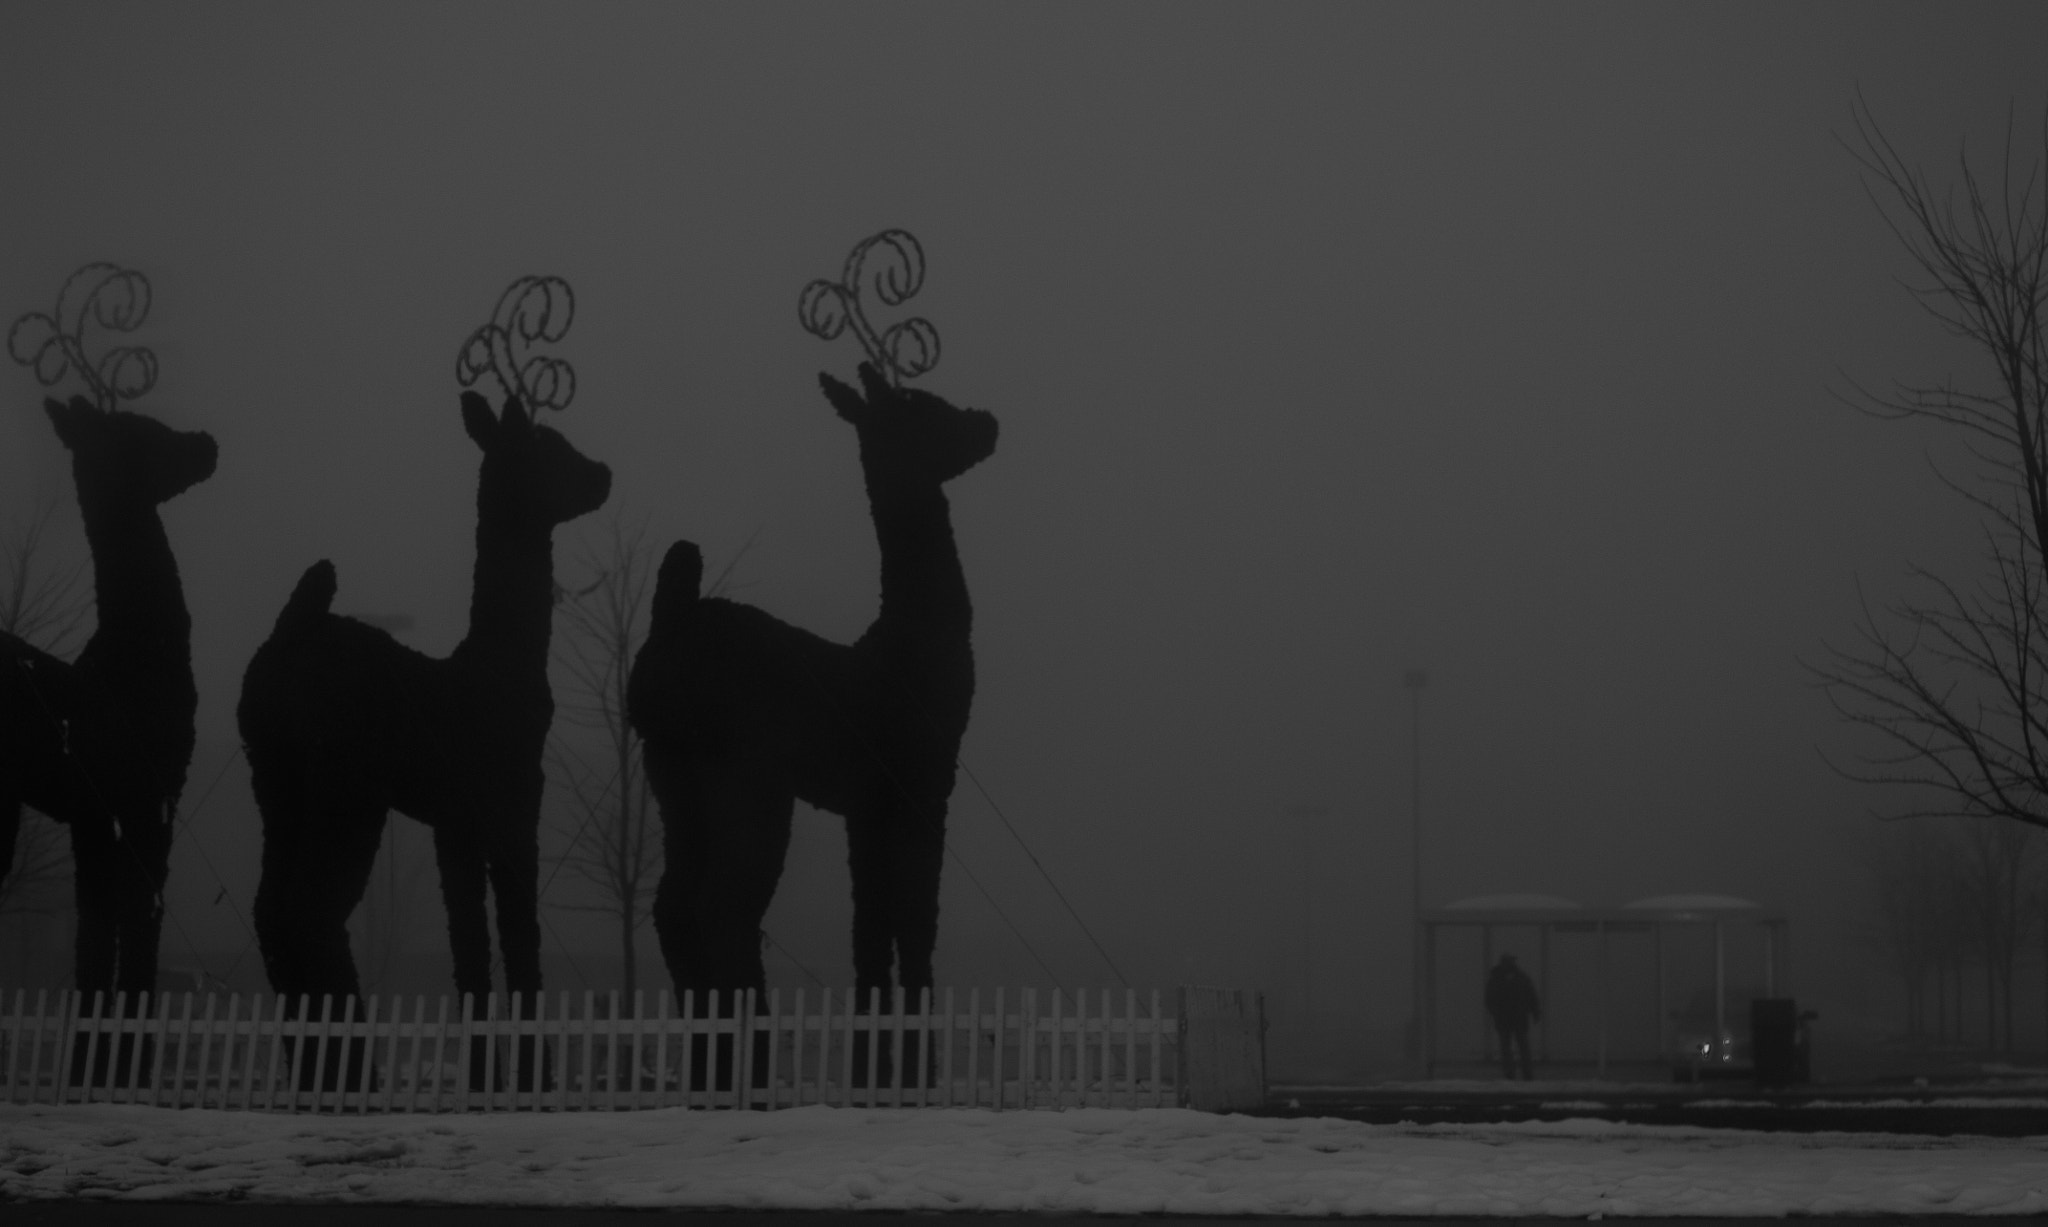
1750 998 1799 1087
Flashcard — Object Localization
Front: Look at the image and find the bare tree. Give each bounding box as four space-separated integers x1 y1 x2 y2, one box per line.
3 491 90 657
1958 815 2035 1051
1861 816 2037 1049
1816 97 2048 829
547 509 663 1000
1861 819 1950 1040
1812 96 2048 1043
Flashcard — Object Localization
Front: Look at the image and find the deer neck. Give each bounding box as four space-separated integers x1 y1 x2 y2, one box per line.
866 480 970 635
79 497 188 654
457 514 557 673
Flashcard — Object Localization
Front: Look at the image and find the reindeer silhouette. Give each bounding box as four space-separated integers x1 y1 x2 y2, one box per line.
6 267 215 1026
46 397 218 1011
0 403 215 1088
631 363 997 1047
240 390 610 1077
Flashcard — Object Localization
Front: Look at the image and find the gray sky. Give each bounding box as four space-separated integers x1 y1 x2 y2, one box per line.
6 2 2048 1067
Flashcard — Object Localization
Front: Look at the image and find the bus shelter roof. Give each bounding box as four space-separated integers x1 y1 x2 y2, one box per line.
1423 893 1785 926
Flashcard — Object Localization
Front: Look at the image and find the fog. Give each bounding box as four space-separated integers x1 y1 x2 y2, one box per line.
5 2 2048 1079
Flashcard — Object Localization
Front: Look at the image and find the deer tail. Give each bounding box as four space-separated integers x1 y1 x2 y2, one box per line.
276 560 338 632
648 540 704 632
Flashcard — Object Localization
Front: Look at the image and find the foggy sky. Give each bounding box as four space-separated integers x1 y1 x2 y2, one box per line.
6 2 2048 1065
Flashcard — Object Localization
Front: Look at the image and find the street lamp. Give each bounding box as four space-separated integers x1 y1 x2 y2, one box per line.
1402 668 1427 1066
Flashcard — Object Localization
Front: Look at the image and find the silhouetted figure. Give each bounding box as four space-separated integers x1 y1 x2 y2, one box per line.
631 363 997 1085
16 398 217 1086
1485 953 1541 1080
240 391 609 1090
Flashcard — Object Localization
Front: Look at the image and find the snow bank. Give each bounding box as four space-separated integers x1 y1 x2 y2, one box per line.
3 1102 2046 1216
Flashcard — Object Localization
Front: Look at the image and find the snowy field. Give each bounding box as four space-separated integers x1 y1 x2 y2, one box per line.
4 1102 2048 1216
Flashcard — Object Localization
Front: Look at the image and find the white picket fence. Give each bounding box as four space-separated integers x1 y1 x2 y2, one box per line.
1 986 1182 1113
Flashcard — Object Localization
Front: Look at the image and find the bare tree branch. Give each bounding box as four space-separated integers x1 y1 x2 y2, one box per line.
1 491 90 655
1815 95 2048 844
545 508 662 1000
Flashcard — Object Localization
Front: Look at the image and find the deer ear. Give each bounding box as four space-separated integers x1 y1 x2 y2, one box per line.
819 371 867 425
42 396 89 449
460 390 497 449
500 395 531 433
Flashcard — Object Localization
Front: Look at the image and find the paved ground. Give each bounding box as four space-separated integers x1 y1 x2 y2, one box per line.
1266 1083 2048 1137
0 1209 1997 1226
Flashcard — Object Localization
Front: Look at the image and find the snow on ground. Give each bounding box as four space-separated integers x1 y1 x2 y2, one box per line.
4 1103 2048 1216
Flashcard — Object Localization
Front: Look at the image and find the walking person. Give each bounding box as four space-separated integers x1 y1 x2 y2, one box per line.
1485 953 1541 1080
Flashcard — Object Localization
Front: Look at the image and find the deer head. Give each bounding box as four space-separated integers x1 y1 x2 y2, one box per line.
821 362 997 488
463 391 611 535
44 396 218 512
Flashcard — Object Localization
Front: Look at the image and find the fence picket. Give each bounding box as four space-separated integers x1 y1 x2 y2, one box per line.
762 989 779 1110
1050 989 1064 1108
162 993 189 1108
553 991 569 1113
0 985 1191 1113
3 989 21 1102
501 992 516 1112
143 992 171 1107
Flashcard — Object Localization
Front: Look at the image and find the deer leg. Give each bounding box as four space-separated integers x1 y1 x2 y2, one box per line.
888 798 949 997
694 780 793 998
878 796 947 1092
487 825 542 998
486 817 547 1092
694 777 793 1094
111 800 175 1001
843 800 902 1089
651 759 718 998
432 823 496 1091
432 823 494 1002
0 796 17 887
68 814 119 1002
254 778 385 1090
843 802 898 997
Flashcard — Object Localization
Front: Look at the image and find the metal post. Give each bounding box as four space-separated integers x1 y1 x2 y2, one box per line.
1423 921 1437 1078
1480 924 1493 1066
1596 922 1609 1077
1403 668 1427 1069
1764 921 1776 997
1713 922 1726 1062
1538 923 1551 1064
1654 923 1667 1061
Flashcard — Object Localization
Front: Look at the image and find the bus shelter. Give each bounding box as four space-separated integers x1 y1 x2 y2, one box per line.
1419 893 1789 1077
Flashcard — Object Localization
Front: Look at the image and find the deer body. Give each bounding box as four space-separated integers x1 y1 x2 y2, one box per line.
631 364 997 1007
241 393 610 1013
1 632 71 885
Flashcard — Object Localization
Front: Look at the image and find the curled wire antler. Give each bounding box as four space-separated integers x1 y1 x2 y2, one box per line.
799 229 941 386
7 263 159 409
456 275 577 411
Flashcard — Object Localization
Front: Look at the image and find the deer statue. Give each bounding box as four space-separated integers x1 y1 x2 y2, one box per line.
5 267 218 1063
239 277 608 1087
630 360 998 1081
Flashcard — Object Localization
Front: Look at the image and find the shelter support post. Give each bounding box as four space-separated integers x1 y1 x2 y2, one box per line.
1714 922 1726 1057
1596 922 1609 1076
1654 922 1667 1062
1480 925 1493 1065
1423 922 1437 1078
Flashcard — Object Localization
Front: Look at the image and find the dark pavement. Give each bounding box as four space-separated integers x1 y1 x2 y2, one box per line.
0 1209 2011 1226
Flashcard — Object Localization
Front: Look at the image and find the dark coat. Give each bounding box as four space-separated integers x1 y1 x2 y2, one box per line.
1485 960 1542 1026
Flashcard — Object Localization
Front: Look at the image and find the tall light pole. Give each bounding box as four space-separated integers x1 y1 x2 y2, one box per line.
1402 668 1428 1066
